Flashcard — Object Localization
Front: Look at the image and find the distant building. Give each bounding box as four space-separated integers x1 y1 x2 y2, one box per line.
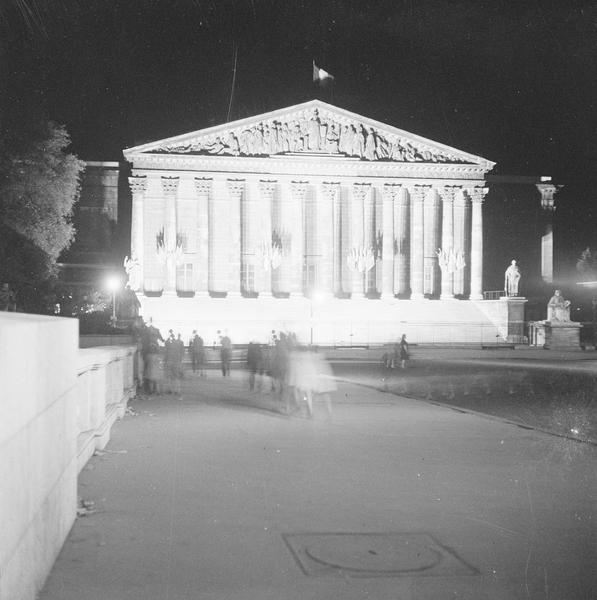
122 99 559 344
58 161 124 289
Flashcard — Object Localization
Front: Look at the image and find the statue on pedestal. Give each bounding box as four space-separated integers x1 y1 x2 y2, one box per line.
124 255 141 291
504 259 521 297
547 289 571 322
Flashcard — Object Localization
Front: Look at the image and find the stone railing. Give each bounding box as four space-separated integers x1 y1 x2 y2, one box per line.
76 345 137 472
0 312 137 600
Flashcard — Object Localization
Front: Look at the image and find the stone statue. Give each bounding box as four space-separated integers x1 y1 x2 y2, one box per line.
547 289 571 322
504 259 521 296
124 255 141 291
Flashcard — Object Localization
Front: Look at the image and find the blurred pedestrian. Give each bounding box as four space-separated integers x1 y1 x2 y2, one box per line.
399 334 409 369
246 341 264 391
220 332 232 376
288 347 336 417
189 330 206 376
141 318 164 393
271 332 290 395
165 332 184 394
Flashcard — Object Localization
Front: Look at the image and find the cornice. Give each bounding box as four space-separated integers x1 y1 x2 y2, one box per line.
126 152 491 180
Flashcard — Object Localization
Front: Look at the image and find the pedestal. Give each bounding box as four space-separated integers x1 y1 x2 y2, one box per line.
529 320 582 349
499 296 528 343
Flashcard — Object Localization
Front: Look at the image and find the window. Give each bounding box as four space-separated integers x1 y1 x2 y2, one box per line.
176 263 194 291
241 263 255 294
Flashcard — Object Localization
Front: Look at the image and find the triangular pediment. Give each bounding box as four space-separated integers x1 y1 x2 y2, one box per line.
124 100 493 167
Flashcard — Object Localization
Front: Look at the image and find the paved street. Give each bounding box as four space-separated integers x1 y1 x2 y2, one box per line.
40 368 596 600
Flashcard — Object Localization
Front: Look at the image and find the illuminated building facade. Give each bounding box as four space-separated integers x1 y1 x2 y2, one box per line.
123 100 551 345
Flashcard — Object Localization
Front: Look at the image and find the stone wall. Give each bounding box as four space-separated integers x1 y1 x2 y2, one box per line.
0 312 136 600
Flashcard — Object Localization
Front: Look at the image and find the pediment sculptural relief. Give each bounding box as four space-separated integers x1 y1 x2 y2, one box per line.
156 108 468 164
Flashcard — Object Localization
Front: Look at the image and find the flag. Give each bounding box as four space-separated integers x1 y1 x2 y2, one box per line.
313 61 334 85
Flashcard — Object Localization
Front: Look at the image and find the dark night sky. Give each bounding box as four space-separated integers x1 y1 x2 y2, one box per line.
2 0 597 250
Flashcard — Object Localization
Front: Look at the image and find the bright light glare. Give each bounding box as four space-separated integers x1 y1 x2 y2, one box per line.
311 290 325 304
106 275 120 292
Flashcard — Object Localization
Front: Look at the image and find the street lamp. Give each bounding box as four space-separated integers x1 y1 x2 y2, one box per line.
106 275 120 326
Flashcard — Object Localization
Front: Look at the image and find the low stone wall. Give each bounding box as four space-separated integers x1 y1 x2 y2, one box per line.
0 312 136 600
76 346 137 472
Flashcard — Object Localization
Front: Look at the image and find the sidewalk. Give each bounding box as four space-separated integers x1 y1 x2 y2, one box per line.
39 371 596 600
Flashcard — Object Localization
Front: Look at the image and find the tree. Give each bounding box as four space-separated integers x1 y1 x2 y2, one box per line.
0 119 85 311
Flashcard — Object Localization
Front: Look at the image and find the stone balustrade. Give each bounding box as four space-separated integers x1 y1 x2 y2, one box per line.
0 312 137 600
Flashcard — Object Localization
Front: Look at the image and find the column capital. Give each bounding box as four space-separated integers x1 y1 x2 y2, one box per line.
291 180 309 199
439 184 461 204
259 179 278 198
468 186 488 204
227 178 245 197
194 177 213 196
408 184 431 203
536 182 560 211
161 176 180 196
382 183 402 201
352 181 372 200
321 181 341 200
128 175 147 195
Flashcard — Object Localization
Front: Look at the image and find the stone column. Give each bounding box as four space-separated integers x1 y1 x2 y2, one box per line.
227 179 244 296
469 186 487 300
290 181 307 297
350 183 370 298
320 182 340 296
364 186 376 294
453 189 469 296
128 176 147 292
381 184 399 299
194 178 212 296
423 187 440 296
393 187 410 296
258 180 276 296
537 182 557 284
161 176 180 293
409 185 428 299
332 183 342 296
439 185 457 300
274 185 292 295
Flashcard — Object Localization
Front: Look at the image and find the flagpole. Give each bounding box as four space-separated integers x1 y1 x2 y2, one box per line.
226 43 238 122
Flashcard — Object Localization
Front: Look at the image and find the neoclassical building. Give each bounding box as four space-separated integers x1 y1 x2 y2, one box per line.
123 100 554 345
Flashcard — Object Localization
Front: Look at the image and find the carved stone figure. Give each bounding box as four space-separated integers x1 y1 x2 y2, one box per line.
504 259 521 296
326 124 339 153
307 109 321 151
547 289 571 322
364 128 377 160
124 255 141 291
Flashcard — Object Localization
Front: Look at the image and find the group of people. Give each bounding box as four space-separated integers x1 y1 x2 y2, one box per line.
247 331 337 417
135 319 337 417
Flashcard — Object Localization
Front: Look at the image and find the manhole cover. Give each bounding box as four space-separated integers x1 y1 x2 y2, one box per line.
282 532 479 578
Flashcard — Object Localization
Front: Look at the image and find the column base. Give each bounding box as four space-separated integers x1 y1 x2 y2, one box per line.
194 290 210 298
380 293 396 301
351 292 365 300
470 293 483 300
410 293 425 300
290 291 305 298
259 291 272 298
440 294 455 300
227 291 242 298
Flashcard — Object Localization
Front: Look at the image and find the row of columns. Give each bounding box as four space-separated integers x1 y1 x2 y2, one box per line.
129 175 487 300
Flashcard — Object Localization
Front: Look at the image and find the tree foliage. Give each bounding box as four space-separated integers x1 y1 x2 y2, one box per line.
0 118 85 311
0 120 84 260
